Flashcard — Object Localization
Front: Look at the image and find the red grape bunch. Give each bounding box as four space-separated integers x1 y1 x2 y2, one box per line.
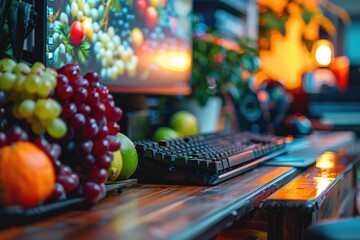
53 63 122 203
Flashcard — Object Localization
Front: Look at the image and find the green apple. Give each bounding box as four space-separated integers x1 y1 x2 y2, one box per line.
169 111 198 137
116 133 138 180
153 127 179 141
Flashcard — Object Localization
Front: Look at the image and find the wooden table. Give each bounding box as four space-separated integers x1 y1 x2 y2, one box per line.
0 166 297 240
0 131 357 240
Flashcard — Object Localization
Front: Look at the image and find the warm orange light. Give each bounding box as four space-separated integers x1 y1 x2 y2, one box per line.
314 177 333 196
155 52 191 72
313 40 334 67
329 56 350 92
316 152 336 169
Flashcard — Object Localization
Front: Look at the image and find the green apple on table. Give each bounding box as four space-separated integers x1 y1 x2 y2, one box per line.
169 111 198 137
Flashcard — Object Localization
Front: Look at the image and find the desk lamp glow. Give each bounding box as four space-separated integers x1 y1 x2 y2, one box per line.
313 39 334 67
302 40 337 93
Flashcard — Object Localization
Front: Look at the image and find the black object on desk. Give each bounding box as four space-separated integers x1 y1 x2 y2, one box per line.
135 131 287 185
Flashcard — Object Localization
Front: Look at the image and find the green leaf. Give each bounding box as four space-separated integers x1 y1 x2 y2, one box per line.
302 37 313 52
0 0 12 31
0 23 11 52
78 49 86 63
261 10 288 36
66 44 74 56
302 10 314 25
79 38 91 62
111 0 121 13
8 1 34 61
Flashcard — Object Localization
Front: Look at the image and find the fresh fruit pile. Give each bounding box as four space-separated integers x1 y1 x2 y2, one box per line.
0 58 127 208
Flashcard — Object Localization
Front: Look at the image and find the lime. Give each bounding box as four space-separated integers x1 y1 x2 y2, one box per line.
169 111 198 137
153 127 179 141
107 149 123 182
116 133 138 180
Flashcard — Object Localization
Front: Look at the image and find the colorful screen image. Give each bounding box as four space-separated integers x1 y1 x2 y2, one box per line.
46 0 192 94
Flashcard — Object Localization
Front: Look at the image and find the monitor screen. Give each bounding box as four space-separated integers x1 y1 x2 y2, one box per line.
45 0 192 95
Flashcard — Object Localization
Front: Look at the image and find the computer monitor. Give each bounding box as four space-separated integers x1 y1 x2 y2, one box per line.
44 0 192 96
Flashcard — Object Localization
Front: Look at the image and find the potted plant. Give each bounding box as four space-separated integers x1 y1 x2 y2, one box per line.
192 32 259 105
182 23 260 133
0 0 37 61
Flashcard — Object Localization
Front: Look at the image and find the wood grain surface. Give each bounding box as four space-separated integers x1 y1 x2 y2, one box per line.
0 166 296 240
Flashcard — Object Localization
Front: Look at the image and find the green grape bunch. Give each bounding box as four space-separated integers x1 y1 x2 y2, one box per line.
0 58 67 139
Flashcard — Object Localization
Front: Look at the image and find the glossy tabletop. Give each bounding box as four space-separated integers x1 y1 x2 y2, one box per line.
0 166 296 240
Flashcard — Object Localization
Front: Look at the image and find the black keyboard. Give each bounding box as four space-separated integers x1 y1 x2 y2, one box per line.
134 131 288 185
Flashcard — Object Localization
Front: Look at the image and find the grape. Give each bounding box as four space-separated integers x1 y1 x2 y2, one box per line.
88 167 108 184
47 99 62 119
107 135 121 151
61 102 77 118
83 182 101 201
73 77 89 88
6 126 28 144
50 143 62 161
71 2 79 18
56 85 74 100
108 106 123 122
38 80 53 98
97 124 109 139
0 58 16 72
71 113 86 129
24 74 41 93
0 72 17 90
92 103 106 119
108 122 120 135
32 62 45 71
56 74 69 88
88 91 100 106
82 122 99 140
82 154 96 169
77 104 91 116
34 137 52 156
47 118 67 139
34 99 51 119
80 140 93 154
18 99 36 118
13 62 31 75
84 72 99 83
31 120 47 134
73 87 88 103
57 63 81 82
0 90 7 108
0 132 7 147
51 183 67 201
92 138 109 157
96 152 113 169
58 174 79 193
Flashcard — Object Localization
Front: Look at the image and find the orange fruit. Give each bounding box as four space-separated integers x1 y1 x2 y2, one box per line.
0 142 55 208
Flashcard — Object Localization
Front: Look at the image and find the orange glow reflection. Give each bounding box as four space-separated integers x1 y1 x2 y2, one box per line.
314 177 333 196
316 152 336 169
313 39 334 67
155 52 191 72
